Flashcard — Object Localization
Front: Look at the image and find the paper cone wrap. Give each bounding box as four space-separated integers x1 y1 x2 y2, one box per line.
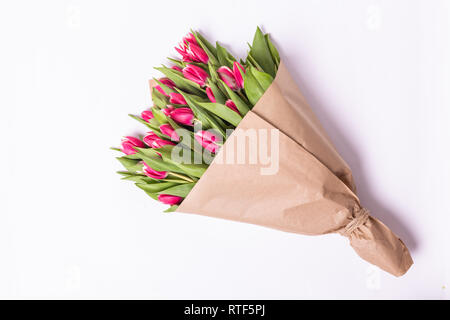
175 62 413 277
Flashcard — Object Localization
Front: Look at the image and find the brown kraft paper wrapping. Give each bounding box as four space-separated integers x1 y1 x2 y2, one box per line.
174 61 413 277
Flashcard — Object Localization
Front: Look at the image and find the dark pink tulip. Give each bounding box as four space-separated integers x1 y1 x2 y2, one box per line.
169 107 194 126
160 78 176 88
143 132 176 149
183 33 197 45
217 66 239 91
182 64 209 86
171 65 183 72
187 43 209 64
142 162 168 180
169 92 187 105
233 61 245 89
155 78 176 97
159 124 180 142
121 136 145 155
141 110 154 122
162 105 175 116
194 130 221 153
158 194 183 205
175 33 209 63
206 87 216 103
225 99 240 115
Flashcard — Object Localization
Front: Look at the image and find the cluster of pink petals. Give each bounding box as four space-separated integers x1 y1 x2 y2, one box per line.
159 124 180 141
121 136 145 155
194 130 221 153
168 107 195 126
142 162 168 180
169 92 187 105
158 194 183 205
141 110 154 122
217 62 245 91
155 78 176 97
143 132 175 149
205 87 216 103
175 33 209 64
225 99 240 115
182 64 209 86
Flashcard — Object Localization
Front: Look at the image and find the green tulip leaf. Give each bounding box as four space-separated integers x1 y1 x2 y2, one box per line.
157 182 195 197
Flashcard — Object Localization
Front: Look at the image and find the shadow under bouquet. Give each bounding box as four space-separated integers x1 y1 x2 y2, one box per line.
113 28 413 277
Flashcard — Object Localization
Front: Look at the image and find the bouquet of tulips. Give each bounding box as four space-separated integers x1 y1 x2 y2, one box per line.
113 27 413 277
114 27 279 211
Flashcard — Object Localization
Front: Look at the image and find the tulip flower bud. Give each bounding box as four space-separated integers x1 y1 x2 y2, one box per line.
155 78 176 97
141 110 154 122
171 65 183 72
194 130 221 153
217 66 239 91
169 107 194 126
169 92 187 105
143 132 176 149
158 194 183 205
206 87 216 103
225 99 240 115
175 33 209 63
121 136 145 155
162 105 175 116
142 162 168 180
159 124 180 142
182 64 209 86
233 61 245 89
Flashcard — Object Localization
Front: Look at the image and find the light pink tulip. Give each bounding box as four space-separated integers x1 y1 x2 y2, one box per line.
142 162 168 180
121 136 145 155
141 110 154 122
158 194 183 205
233 61 245 89
217 66 239 91
169 107 194 126
206 87 216 103
143 132 176 149
182 64 209 86
194 130 221 153
225 99 240 115
169 92 187 105
159 124 180 141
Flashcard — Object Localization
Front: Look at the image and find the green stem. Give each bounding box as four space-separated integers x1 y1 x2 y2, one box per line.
168 172 195 183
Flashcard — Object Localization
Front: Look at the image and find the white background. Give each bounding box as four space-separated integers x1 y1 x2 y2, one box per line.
1 0 449 299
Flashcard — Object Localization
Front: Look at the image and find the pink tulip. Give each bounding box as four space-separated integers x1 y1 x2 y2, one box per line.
194 130 221 153
142 162 168 180
225 99 240 115
158 194 183 205
141 110 154 122
169 92 187 105
206 87 216 103
217 66 239 91
175 33 209 63
182 64 209 86
162 105 175 116
143 132 176 149
160 78 175 88
171 65 183 72
155 78 176 97
169 107 194 126
121 136 145 155
183 33 197 45
233 61 245 89
159 124 180 142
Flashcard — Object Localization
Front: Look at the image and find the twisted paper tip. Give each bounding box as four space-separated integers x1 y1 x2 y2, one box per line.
342 207 370 237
